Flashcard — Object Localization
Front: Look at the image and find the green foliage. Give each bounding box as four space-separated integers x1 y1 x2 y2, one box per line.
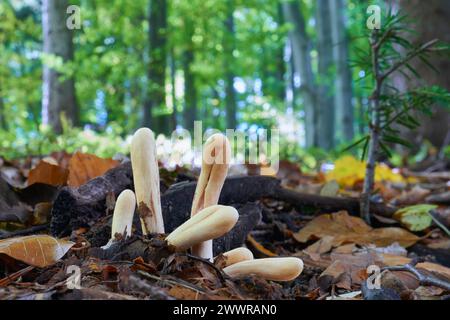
347 9 450 160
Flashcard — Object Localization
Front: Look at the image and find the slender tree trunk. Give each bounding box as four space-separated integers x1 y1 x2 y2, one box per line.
224 0 237 129
316 0 335 150
282 0 316 147
169 47 177 129
397 0 450 150
330 0 354 143
182 19 196 131
0 77 6 130
275 3 287 102
42 0 78 134
144 0 168 133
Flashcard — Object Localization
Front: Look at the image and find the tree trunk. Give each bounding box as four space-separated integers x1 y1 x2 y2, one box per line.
397 0 450 151
316 0 335 150
182 19 196 131
224 0 237 129
143 0 168 133
330 0 354 143
169 47 177 130
282 0 316 147
42 0 78 134
0 77 6 130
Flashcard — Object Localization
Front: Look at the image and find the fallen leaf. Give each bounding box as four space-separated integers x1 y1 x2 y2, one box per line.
294 211 420 248
305 236 335 255
393 204 437 231
67 152 119 187
246 235 277 257
320 180 339 197
0 235 74 268
393 185 431 206
27 161 69 186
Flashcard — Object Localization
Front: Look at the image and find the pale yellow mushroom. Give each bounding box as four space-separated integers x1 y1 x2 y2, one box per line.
166 205 238 252
223 257 304 282
221 247 254 267
101 189 136 249
191 134 231 259
110 189 136 239
130 128 164 235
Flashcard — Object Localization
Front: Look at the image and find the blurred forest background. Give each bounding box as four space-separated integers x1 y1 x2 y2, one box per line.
0 0 449 168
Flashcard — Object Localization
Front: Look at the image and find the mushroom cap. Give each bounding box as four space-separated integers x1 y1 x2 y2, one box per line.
111 189 136 239
167 205 239 251
223 257 304 281
222 247 254 266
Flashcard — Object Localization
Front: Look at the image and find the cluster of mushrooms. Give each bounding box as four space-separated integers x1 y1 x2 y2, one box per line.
105 128 304 282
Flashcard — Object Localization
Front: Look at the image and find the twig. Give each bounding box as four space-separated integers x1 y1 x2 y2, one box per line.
136 270 206 294
383 259 450 292
180 252 228 284
429 211 450 237
380 39 439 82
0 224 49 240
0 266 35 287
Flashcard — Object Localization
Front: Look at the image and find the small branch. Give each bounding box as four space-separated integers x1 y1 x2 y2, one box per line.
383 259 450 292
0 224 49 240
380 39 439 83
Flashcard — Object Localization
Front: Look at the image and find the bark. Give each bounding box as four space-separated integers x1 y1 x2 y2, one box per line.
282 0 317 147
182 19 197 131
42 0 78 134
224 0 237 129
143 0 168 133
330 0 354 143
0 87 6 131
169 47 177 129
396 0 450 150
316 0 335 150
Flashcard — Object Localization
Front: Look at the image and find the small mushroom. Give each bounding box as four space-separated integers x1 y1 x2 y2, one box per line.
101 189 136 249
130 128 164 235
191 134 231 259
223 257 304 282
110 189 136 239
221 247 254 267
166 205 238 252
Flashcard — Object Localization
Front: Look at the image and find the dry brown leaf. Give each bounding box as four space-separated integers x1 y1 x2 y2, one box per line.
27 161 69 186
168 286 200 300
294 211 420 248
0 235 74 268
305 236 335 255
67 152 119 187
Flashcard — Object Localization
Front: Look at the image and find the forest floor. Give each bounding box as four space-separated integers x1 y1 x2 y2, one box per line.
0 151 449 300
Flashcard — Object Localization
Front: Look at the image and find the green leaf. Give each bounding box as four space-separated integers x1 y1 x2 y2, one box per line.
393 204 438 232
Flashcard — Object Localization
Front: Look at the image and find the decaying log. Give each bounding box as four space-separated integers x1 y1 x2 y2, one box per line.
50 162 396 239
273 187 397 218
86 203 262 256
50 162 134 236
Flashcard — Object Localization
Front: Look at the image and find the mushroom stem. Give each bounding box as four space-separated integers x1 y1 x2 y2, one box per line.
130 128 164 234
221 247 254 267
223 257 304 282
166 205 238 252
110 189 136 240
191 134 231 259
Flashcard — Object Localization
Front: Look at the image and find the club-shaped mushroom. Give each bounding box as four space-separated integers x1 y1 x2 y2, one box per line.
221 247 254 267
130 128 164 235
223 257 304 282
191 134 231 260
166 205 238 252
101 189 136 249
